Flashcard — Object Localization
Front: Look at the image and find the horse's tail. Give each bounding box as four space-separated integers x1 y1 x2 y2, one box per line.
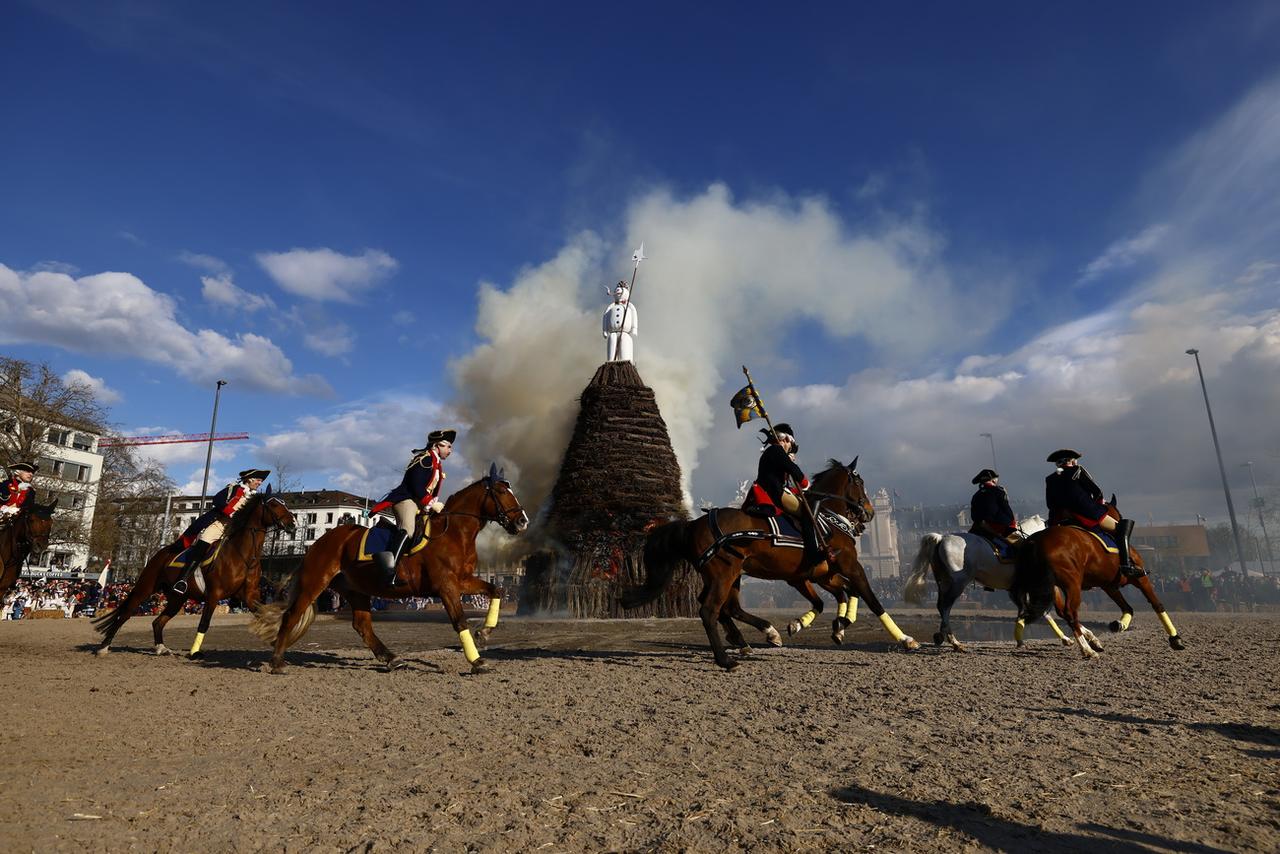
903 533 943 605
1012 533 1054 622
93 547 168 637
620 520 691 609
247 570 315 648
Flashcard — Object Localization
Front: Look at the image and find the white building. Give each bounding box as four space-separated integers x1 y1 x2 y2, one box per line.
858 487 900 580
166 488 375 556
17 422 104 576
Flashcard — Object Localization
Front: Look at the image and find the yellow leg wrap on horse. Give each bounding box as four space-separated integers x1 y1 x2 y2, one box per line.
1046 616 1067 641
1014 619 1026 644
484 597 502 629
878 612 906 642
1158 611 1177 637
799 610 817 628
847 598 857 622
189 632 205 655
459 629 481 663
837 601 848 619
1119 612 1133 631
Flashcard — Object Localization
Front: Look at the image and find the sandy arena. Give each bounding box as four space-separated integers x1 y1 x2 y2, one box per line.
1 607 1277 852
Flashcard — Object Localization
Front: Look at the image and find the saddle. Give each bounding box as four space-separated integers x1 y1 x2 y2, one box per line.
355 515 434 563
697 507 854 568
167 539 225 571
1054 521 1120 554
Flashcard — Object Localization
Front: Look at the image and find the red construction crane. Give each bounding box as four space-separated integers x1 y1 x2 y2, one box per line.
98 432 250 448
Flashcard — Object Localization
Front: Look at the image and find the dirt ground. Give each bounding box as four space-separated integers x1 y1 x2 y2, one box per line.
1 606 1276 853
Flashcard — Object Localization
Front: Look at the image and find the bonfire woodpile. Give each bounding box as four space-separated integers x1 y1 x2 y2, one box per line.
521 361 697 617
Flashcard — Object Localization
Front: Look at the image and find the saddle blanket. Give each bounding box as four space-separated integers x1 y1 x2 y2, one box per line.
167 540 225 571
355 521 432 563
1061 523 1119 553
697 507 857 567
976 535 1017 564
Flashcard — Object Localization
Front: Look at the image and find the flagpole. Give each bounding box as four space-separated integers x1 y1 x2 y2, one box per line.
612 243 645 362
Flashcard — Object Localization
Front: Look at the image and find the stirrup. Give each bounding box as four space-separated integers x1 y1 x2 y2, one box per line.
171 579 188 596
1120 563 1146 579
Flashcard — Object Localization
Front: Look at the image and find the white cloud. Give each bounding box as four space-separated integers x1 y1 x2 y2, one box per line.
62 369 122 405
201 274 276 313
452 183 991 513
0 264 331 396
258 395 459 496
303 320 355 357
177 250 229 274
256 247 398 302
1078 224 1169 283
391 310 414 326
31 260 80 275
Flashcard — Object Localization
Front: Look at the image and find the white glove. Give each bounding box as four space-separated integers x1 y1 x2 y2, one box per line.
17 482 30 491
428 500 445 514
0 505 18 516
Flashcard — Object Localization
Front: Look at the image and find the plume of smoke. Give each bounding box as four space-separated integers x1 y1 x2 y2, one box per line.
451 183 982 522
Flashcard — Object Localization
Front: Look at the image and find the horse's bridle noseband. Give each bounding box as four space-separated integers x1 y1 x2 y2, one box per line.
441 479 528 532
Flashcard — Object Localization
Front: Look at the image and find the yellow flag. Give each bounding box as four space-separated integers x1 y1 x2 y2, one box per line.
730 385 763 428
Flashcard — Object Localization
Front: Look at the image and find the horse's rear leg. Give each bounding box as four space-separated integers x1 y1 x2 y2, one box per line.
934 580 966 652
722 585 782 648
151 593 186 655
1128 575 1186 650
1060 584 1098 659
697 565 739 671
269 573 329 675
345 591 402 670
839 559 918 651
96 558 168 655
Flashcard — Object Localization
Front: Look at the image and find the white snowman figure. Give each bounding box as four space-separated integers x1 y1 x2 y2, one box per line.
602 280 638 363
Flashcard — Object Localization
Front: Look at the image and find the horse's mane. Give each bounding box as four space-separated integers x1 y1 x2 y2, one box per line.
224 493 266 540
824 458 847 473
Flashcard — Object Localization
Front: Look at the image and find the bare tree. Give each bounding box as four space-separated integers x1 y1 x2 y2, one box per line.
0 357 108 561
88 443 176 581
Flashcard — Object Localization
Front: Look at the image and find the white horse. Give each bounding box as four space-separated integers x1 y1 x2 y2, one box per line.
903 515 1072 651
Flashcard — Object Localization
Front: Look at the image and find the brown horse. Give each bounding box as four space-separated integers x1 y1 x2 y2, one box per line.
250 467 528 675
0 499 56 601
92 492 296 657
622 459 922 671
1018 502 1186 659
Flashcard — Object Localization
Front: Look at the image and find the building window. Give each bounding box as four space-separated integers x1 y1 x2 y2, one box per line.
306 513 317 524
306 527 316 540
326 512 333 524
74 464 90 482
47 428 71 446
72 433 94 451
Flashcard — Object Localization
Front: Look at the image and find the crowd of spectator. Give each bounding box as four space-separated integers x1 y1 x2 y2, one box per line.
3 576 286 620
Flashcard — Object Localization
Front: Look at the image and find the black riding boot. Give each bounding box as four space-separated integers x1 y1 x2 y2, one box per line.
373 529 408 586
172 541 211 596
1115 518 1142 578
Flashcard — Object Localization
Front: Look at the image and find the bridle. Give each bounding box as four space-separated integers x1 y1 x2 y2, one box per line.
440 478 528 533
808 469 873 530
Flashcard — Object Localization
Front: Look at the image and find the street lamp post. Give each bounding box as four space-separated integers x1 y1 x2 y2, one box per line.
1242 461 1275 576
198 380 228 512
1185 349 1248 574
979 433 998 471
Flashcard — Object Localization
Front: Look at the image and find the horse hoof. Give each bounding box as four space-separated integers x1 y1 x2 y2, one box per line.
718 658 740 672
764 627 783 647
384 657 408 671
832 630 845 646
1170 635 1186 651
94 646 110 657
269 664 287 675
188 651 205 661
932 632 944 647
1108 620 1124 633
153 645 170 656
470 658 493 674
1060 637 1074 647
787 622 801 637
901 637 920 652
737 646 753 657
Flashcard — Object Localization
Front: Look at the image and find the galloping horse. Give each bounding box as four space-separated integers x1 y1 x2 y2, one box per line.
1018 500 1186 659
93 492 296 657
0 499 56 601
721 459 877 649
622 458 924 671
903 515 1072 651
250 466 527 674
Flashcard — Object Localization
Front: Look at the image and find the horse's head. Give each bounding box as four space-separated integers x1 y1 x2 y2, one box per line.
261 488 297 535
481 463 529 535
810 457 875 533
17 499 56 562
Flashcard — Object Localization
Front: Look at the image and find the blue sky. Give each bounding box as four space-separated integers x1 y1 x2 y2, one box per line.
3 2 1279 525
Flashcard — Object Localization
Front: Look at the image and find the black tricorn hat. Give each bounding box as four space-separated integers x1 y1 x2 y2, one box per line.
8 462 39 475
238 468 270 481
972 468 999 484
1046 449 1081 465
761 422 796 443
427 428 457 446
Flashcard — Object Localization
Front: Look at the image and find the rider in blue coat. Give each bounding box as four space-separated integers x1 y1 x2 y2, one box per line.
1045 449 1139 577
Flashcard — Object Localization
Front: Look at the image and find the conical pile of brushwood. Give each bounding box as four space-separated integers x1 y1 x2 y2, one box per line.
521 361 697 617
